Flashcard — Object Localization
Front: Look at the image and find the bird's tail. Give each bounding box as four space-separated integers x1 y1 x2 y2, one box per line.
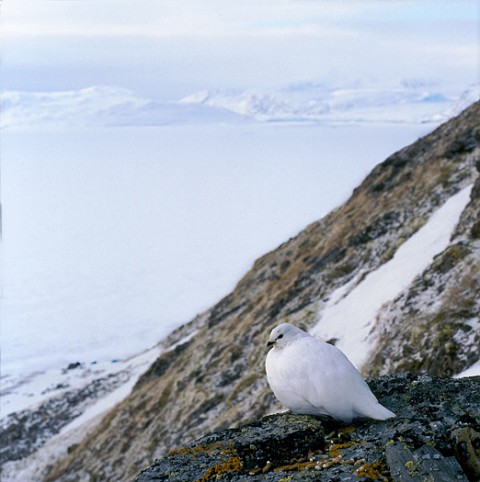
368 402 396 421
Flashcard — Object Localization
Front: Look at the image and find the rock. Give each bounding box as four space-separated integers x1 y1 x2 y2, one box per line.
134 374 480 481
453 427 480 481
135 413 325 482
386 442 467 481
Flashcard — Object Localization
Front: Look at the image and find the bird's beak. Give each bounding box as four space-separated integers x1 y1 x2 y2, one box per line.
266 340 274 348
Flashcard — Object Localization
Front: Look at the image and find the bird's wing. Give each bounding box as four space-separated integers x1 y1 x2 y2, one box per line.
295 338 377 421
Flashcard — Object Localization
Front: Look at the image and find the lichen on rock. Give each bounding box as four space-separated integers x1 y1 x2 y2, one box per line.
135 374 480 482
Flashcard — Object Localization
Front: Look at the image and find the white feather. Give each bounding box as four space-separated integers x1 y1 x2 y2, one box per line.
265 323 395 423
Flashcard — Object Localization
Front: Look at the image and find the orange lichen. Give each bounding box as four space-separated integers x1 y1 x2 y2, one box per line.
354 460 389 480
199 455 243 481
170 444 205 456
328 442 356 457
170 442 243 478
170 442 227 456
273 460 319 472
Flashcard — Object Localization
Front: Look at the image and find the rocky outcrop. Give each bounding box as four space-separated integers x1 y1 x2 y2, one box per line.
44 102 480 482
135 374 480 482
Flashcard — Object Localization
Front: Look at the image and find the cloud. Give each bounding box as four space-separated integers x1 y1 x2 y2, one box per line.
2 1 477 105
4 0 477 39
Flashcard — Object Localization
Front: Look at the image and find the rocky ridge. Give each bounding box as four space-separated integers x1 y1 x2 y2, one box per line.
20 101 480 481
134 373 480 482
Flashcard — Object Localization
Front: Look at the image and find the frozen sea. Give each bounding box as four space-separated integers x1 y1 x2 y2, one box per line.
1 120 435 382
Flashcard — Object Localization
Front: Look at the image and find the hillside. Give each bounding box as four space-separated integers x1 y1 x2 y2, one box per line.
10 101 480 481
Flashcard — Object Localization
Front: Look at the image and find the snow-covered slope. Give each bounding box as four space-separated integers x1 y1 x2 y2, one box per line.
432 84 480 122
311 185 474 369
1 344 162 481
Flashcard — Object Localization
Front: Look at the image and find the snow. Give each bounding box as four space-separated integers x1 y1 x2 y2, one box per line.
0 332 202 481
1 120 433 388
58 346 160 435
0 347 160 482
0 345 160 419
311 184 474 371
2 81 477 129
1 417 99 482
0 87 244 129
57 329 198 435
431 84 480 122
455 359 480 378
178 82 479 124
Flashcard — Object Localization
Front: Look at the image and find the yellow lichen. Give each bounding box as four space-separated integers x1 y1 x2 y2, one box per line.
405 459 421 476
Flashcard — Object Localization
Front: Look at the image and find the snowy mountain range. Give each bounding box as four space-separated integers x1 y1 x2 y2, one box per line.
180 81 479 124
2 100 479 482
2 81 478 128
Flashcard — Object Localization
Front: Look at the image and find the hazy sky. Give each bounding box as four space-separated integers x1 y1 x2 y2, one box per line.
2 1 478 98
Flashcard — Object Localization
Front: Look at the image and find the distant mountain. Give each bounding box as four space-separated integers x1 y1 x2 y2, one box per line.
0 86 244 128
2 81 478 128
180 81 479 124
34 101 479 482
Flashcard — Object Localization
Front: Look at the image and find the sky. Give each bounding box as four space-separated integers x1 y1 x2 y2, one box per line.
1 0 479 98
1 0 479 378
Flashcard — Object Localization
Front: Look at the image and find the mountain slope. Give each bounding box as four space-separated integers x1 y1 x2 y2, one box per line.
46 101 480 482
367 175 480 376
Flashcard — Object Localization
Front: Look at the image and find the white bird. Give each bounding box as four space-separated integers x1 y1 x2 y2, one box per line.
265 323 395 423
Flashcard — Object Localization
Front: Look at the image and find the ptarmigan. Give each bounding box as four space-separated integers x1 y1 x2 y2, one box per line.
265 323 395 423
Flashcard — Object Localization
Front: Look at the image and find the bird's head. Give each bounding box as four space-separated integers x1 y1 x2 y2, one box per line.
266 323 307 349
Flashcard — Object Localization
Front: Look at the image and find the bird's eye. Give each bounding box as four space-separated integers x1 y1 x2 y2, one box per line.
277 334 283 339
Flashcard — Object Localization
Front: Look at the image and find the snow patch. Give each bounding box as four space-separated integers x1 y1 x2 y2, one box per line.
311 185 474 370
455 359 480 378
0 345 161 481
430 84 480 123
60 346 160 435
1 345 160 420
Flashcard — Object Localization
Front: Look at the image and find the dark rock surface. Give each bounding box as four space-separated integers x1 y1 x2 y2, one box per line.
135 374 480 481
